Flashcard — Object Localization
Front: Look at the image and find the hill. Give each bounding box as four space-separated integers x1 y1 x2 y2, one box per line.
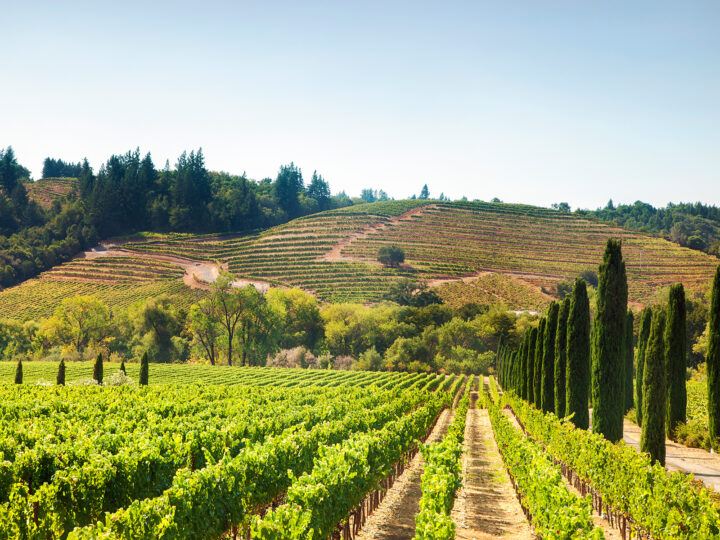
23 177 79 208
0 199 718 319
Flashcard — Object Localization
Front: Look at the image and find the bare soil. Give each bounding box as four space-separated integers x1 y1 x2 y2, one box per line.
453 402 533 539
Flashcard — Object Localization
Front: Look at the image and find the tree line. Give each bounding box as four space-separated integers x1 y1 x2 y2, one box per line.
499 238 720 465
579 200 720 257
0 146 360 289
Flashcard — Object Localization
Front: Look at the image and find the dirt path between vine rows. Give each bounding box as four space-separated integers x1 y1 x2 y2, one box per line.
80 244 271 292
355 407 453 540
452 390 533 539
622 419 720 493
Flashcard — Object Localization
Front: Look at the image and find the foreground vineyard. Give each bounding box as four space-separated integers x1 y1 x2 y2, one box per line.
0 368 450 537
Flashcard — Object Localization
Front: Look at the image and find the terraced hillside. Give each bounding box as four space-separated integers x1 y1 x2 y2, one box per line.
24 177 79 208
113 200 720 304
0 200 717 318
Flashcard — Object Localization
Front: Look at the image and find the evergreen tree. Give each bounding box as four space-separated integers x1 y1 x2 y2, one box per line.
120 360 127 375
624 310 635 413
534 319 545 408
665 284 687 439
140 352 149 386
635 308 652 427
641 310 667 466
93 353 103 384
566 278 591 429
592 239 628 442
555 298 570 417
419 184 430 200
709 267 720 447
14 359 22 384
521 331 531 399
56 359 66 386
542 303 559 413
527 328 537 404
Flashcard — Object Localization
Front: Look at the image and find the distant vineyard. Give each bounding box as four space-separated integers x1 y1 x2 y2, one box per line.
115 200 720 305
24 177 79 208
1 199 717 316
0 279 198 320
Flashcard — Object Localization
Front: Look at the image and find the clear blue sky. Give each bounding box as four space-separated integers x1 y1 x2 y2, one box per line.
2 1 718 210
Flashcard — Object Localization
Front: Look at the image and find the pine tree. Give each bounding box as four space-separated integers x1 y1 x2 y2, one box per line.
93 353 103 385
140 352 149 386
624 310 635 413
542 303 559 413
592 239 628 442
14 359 22 384
120 360 127 375
709 266 720 447
566 278 591 429
56 359 66 386
665 284 687 439
555 298 570 418
641 310 667 466
635 308 652 427
527 328 537 404
534 319 545 408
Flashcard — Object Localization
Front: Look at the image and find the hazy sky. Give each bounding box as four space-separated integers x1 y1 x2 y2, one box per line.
2 1 718 210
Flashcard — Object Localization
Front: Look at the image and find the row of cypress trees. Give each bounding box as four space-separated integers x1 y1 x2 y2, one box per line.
499 239 712 467
12 352 149 386
498 276 594 430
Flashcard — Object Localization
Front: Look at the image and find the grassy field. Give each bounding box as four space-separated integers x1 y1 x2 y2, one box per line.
24 177 79 208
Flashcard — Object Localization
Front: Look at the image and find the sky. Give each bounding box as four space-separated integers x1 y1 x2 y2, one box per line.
2 1 718 210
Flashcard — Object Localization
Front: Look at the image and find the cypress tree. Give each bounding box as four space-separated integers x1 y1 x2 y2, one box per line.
542 303 559 413
56 359 66 386
592 239 628 442
624 310 635 413
534 319 545 408
635 308 652 427
527 328 537 404
140 352 149 386
521 332 530 399
709 266 720 447
555 298 570 418
641 310 667 466
14 359 22 384
120 360 127 375
566 278 591 429
93 353 104 385
665 284 687 439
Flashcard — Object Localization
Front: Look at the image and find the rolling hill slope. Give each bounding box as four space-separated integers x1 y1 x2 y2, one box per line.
0 200 717 319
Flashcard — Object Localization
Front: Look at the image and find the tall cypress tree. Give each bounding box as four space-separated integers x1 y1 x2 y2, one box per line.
665 284 687 439
14 359 22 384
527 328 537 404
592 239 628 442
635 308 652 427
555 298 570 418
566 279 591 429
624 310 635 413
93 353 104 385
641 310 667 466
534 319 546 408
56 359 66 386
140 352 149 386
709 267 720 447
542 303 559 413
521 332 531 399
